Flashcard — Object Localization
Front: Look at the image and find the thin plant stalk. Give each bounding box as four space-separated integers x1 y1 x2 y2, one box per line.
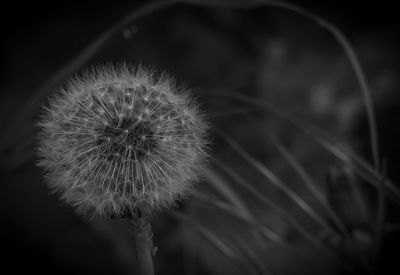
373 159 387 272
212 157 346 268
132 216 155 275
169 210 239 263
203 167 254 220
215 128 338 238
207 91 400 202
270 135 350 237
184 0 380 171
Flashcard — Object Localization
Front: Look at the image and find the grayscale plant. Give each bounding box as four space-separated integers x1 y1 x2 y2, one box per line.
36 63 209 275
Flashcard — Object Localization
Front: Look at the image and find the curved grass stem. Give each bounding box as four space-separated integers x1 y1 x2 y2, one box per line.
184 0 380 172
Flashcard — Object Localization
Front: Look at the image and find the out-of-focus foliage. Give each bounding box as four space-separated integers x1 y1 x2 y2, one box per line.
1 1 399 275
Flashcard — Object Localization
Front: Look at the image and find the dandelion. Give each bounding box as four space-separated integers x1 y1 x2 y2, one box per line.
37 63 208 218
36 63 209 275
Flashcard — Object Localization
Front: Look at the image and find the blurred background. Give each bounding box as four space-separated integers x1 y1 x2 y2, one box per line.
1 0 399 274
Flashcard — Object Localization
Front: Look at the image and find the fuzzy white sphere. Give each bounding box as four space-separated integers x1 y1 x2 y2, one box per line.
37 64 208 218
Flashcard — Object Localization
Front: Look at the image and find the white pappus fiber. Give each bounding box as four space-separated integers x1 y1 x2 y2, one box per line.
37 63 209 218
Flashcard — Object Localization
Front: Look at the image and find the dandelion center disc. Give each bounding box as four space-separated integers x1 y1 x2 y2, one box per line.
97 117 156 161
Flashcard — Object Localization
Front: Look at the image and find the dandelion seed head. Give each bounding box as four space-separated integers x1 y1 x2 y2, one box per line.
37 63 209 218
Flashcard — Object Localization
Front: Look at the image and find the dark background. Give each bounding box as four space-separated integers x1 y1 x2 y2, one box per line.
1 1 399 274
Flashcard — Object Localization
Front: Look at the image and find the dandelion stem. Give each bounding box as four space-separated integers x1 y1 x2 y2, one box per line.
133 216 155 275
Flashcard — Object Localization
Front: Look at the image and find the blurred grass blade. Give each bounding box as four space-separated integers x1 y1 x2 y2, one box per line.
183 0 380 171
373 159 386 271
269 133 372 266
170 210 241 265
190 190 322 266
191 189 285 245
357 169 400 205
212 158 344 266
207 91 400 203
215 128 337 239
175 208 275 275
304 128 400 203
233 236 274 275
203 167 254 220
336 145 400 202
269 134 349 237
